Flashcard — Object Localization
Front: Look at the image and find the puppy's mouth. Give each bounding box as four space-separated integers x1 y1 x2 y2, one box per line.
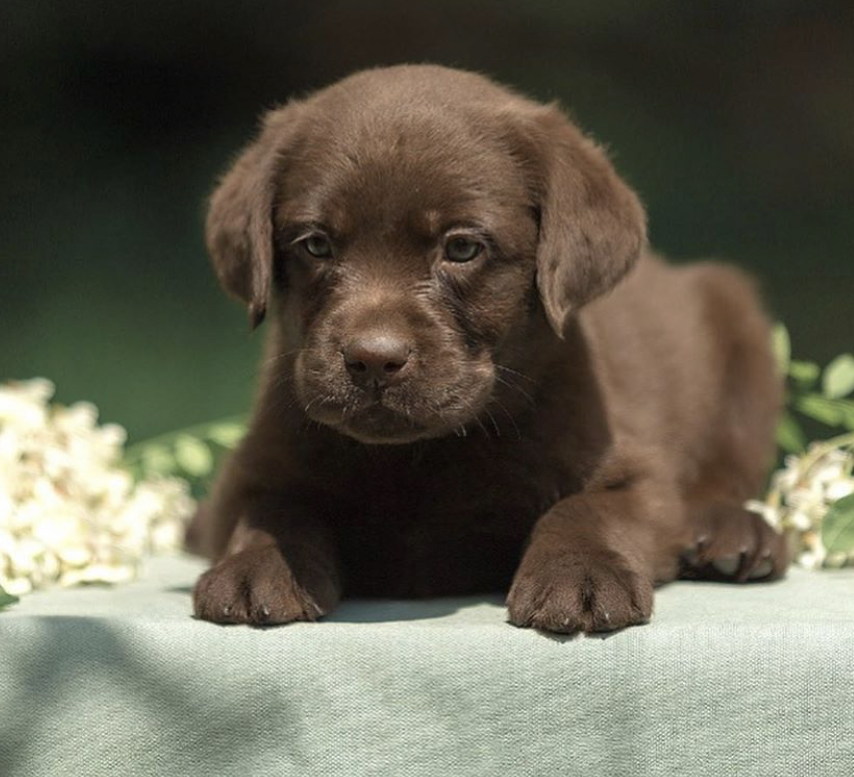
336 401 428 445
295 350 496 445
305 389 485 445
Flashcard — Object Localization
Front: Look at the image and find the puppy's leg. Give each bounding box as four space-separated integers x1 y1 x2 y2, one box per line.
192 500 341 626
678 263 788 583
184 500 219 559
507 481 688 634
680 503 787 582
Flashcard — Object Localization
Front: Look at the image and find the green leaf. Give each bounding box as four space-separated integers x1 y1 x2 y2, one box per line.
839 401 854 432
140 445 176 476
823 354 854 399
794 396 854 431
821 493 854 560
772 323 790 376
206 422 246 449
174 436 214 478
796 394 845 427
0 584 19 612
776 412 806 453
788 360 820 387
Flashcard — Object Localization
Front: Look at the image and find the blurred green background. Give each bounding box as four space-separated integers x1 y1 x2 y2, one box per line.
2 1 852 443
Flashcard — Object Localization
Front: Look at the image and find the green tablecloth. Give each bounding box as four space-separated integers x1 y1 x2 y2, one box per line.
1 555 852 776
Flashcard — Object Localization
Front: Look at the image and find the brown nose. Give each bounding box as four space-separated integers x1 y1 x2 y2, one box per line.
343 335 411 387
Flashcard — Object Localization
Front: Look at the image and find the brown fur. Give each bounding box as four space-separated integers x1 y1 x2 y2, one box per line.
189 65 787 632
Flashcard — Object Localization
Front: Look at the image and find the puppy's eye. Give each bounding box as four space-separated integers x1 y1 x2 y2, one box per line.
444 236 483 263
300 234 333 259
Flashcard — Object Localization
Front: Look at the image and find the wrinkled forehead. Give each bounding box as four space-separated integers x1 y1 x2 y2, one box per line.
275 105 530 238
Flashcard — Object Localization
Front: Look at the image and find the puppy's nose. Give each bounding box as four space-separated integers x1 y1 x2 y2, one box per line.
343 335 411 387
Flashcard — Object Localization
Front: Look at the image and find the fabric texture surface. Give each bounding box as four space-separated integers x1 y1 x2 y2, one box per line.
1 554 852 777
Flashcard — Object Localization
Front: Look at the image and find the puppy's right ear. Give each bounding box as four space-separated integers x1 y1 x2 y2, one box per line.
205 104 301 329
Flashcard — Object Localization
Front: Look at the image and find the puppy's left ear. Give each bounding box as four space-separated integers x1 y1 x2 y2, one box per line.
206 103 302 329
523 105 647 337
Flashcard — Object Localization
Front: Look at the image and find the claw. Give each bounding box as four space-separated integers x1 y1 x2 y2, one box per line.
750 558 774 579
711 555 740 576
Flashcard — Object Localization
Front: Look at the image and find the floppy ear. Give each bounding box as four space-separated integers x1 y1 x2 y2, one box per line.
525 105 647 337
205 104 300 329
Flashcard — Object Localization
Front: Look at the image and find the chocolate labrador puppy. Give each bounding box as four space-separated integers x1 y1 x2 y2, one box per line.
189 64 787 632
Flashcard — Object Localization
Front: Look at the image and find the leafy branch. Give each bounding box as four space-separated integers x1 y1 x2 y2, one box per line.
773 324 854 454
0 585 19 612
122 415 246 485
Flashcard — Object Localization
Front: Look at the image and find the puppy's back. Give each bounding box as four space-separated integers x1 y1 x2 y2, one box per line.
580 253 780 489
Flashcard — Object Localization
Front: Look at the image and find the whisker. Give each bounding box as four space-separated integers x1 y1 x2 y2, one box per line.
495 375 536 407
303 395 324 415
262 347 326 369
484 409 501 437
493 398 522 440
473 416 491 439
495 363 537 385
262 349 301 365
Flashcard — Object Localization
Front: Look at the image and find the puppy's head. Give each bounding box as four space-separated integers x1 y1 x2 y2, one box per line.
207 65 645 444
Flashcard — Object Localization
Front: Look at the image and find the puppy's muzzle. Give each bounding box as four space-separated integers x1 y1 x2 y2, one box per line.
342 332 412 390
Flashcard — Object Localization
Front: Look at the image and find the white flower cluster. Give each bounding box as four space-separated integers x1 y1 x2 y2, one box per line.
747 441 854 570
0 379 195 596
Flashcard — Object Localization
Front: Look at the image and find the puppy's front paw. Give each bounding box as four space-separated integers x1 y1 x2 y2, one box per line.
192 546 335 626
682 504 788 582
506 550 653 634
